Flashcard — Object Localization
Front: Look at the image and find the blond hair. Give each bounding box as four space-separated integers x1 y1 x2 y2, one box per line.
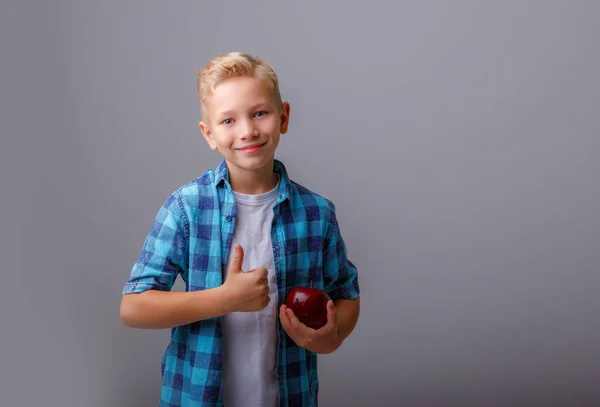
197 52 283 121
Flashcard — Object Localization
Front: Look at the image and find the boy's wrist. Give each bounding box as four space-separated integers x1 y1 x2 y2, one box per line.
187 286 234 318
213 285 232 315
309 335 341 354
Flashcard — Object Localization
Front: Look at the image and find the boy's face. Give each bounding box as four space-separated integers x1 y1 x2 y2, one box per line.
199 76 290 176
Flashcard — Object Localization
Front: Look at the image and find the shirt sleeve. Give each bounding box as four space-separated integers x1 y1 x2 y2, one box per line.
322 202 360 300
122 192 189 295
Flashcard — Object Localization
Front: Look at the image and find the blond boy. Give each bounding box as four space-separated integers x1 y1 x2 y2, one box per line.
120 52 361 407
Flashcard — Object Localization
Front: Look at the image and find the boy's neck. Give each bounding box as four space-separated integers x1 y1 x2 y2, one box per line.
227 160 280 195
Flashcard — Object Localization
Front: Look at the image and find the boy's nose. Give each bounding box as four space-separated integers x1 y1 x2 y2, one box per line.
239 120 259 139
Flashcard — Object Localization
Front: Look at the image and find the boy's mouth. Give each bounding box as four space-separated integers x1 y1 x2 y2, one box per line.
236 142 267 153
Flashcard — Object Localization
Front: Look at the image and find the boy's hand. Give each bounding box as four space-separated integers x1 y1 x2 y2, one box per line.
279 300 340 354
222 244 270 312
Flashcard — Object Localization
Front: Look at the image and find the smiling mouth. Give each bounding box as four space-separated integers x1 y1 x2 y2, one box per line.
237 142 267 152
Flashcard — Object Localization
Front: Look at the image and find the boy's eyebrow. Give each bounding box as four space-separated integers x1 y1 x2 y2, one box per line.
217 102 273 118
250 102 272 110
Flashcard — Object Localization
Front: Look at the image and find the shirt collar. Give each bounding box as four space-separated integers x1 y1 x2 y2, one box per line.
215 159 293 205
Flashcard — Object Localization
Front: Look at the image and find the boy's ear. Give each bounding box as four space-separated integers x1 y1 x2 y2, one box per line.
279 102 291 135
199 121 218 151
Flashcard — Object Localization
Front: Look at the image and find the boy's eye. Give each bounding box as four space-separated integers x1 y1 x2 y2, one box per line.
222 119 233 125
255 111 267 117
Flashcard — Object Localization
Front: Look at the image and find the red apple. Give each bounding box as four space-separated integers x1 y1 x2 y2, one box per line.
284 283 331 329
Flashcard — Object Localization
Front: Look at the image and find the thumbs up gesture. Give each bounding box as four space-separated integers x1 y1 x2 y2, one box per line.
222 244 270 313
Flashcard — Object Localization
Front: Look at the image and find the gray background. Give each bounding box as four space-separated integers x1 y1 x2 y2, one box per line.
2 1 599 406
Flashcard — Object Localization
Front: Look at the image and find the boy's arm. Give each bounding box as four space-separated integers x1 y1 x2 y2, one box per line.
279 202 361 353
121 236 271 329
333 296 360 344
318 203 361 351
120 192 195 329
120 288 230 330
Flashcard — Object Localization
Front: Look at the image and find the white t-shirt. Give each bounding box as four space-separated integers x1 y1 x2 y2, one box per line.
221 179 280 407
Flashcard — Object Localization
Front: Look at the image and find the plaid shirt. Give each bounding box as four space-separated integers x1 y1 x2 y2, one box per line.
123 159 360 406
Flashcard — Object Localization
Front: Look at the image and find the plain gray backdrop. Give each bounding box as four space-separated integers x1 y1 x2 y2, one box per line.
2 1 599 406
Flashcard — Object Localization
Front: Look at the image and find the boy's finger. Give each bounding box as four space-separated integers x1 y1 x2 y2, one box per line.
287 309 309 335
279 305 287 319
286 309 299 330
315 300 337 334
228 244 244 273
287 309 317 337
279 308 299 340
327 300 337 324
279 306 292 328
279 308 289 326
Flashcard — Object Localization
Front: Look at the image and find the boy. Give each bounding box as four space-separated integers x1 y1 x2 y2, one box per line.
120 52 360 407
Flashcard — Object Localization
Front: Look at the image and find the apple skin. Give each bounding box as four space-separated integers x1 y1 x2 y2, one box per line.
284 287 331 329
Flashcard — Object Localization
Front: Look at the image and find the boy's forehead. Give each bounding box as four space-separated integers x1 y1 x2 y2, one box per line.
213 76 271 98
206 77 276 113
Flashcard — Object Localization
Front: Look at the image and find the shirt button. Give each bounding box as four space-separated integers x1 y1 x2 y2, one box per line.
226 216 232 222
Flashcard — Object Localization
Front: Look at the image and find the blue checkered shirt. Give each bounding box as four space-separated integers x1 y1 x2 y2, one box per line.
123 159 360 406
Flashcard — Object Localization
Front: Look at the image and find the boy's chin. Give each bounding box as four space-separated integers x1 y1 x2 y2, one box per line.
226 156 275 171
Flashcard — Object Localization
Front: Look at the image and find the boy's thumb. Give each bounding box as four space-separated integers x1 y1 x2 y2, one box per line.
229 244 244 272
